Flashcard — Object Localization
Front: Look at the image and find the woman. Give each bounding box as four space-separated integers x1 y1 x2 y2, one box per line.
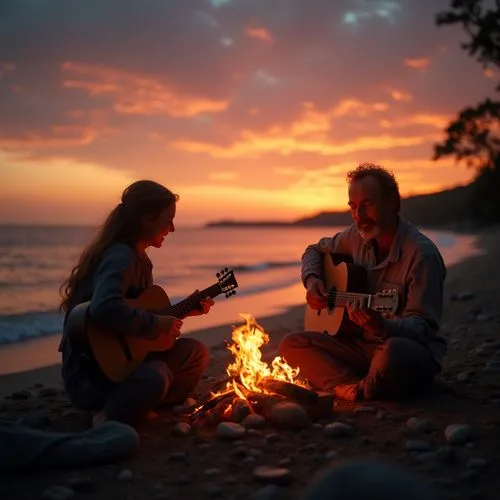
58 180 212 427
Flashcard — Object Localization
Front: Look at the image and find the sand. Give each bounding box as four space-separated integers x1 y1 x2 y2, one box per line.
1 227 500 500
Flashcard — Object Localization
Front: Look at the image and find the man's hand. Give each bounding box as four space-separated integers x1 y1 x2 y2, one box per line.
184 290 215 317
347 297 385 336
305 275 327 310
156 315 183 349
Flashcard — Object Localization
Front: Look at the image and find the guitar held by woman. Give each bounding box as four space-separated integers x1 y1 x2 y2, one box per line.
58 180 217 427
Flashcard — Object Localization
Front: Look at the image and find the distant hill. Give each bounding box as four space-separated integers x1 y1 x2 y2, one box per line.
205 183 476 230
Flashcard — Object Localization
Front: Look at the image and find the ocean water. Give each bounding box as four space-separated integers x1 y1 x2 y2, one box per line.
0 224 481 347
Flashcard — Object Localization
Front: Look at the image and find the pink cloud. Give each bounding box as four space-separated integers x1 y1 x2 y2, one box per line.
245 25 275 43
62 62 230 117
404 57 431 69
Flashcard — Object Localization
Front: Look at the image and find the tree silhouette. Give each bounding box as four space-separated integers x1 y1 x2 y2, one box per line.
434 0 500 224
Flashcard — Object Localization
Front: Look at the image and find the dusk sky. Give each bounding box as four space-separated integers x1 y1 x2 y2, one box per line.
0 0 496 226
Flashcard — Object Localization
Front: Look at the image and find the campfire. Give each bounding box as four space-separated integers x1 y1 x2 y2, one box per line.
188 314 332 426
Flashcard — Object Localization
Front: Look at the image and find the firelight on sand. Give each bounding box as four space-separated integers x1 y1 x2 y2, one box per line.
215 313 309 400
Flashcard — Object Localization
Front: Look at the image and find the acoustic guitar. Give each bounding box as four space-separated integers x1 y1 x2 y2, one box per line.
304 254 399 336
66 268 238 382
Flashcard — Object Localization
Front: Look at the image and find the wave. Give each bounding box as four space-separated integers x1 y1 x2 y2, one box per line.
197 260 300 273
0 310 63 345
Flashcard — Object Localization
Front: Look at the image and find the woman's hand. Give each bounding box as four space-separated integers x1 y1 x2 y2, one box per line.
184 290 215 317
305 276 327 310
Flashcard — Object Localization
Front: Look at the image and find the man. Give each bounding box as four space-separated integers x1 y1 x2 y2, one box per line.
278 163 447 401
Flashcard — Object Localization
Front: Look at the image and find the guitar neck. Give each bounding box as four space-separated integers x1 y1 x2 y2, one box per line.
159 283 221 318
331 290 374 308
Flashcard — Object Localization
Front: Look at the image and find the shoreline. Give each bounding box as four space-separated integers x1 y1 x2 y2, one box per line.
0 227 494 400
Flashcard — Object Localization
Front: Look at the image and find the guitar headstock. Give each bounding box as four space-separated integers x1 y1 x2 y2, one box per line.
373 289 399 314
216 267 238 298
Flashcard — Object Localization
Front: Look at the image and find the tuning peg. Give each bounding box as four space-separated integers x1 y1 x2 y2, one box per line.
224 267 228 272
231 290 236 295
216 272 220 278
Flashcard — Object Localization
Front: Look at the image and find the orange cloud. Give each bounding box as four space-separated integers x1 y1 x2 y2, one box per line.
245 26 275 43
404 57 431 69
168 99 418 158
0 61 15 80
379 113 449 129
389 89 413 102
62 62 229 117
0 125 101 149
170 132 430 159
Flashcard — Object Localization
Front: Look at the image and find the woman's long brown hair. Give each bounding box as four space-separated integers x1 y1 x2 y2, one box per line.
59 180 178 312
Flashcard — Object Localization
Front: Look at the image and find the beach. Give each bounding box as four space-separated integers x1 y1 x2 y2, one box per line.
1 227 500 500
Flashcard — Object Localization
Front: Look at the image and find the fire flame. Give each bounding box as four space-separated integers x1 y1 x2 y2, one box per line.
218 313 308 400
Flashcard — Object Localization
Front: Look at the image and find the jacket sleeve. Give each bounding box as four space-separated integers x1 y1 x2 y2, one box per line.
383 249 446 342
301 226 353 287
88 245 159 339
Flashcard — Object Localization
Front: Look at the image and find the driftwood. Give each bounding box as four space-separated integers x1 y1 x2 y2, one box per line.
189 390 236 422
246 392 287 419
258 377 319 406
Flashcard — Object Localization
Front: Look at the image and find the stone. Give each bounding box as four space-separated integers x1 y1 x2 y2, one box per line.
325 450 339 461
436 446 458 465
205 485 224 497
66 474 95 493
38 388 59 398
249 485 284 500
169 451 189 462
457 372 471 382
406 417 434 433
42 486 75 500
205 468 222 476
404 440 431 452
10 390 32 400
172 422 192 436
324 422 354 437
269 401 309 430
253 466 293 485
466 458 488 469
242 414 266 429
444 424 473 445
232 399 251 422
304 459 441 500
355 406 376 413
217 422 246 440
118 469 133 481
450 292 475 301
265 433 281 443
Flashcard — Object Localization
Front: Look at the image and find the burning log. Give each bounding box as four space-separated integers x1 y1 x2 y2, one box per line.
189 390 235 423
258 377 319 406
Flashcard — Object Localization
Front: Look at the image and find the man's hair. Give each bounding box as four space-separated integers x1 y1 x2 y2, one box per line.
346 162 401 212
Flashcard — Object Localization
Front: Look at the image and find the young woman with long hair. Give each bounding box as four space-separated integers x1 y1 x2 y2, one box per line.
59 180 212 427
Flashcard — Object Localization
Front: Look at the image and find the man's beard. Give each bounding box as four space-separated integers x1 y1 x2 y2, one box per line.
357 221 381 240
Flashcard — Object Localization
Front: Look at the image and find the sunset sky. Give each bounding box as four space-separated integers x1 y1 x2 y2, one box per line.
0 0 496 226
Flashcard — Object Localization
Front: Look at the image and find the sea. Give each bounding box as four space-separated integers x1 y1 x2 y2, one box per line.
0 224 482 374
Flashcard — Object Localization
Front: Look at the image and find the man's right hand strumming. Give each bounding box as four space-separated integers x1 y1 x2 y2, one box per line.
156 315 183 348
305 275 327 310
